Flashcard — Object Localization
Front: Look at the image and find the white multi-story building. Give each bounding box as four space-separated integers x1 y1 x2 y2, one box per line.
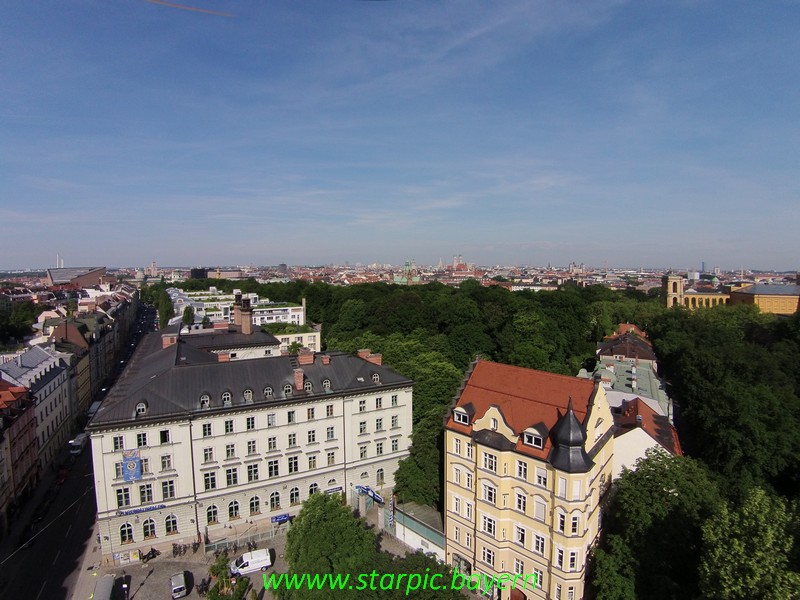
88 328 413 565
168 287 307 327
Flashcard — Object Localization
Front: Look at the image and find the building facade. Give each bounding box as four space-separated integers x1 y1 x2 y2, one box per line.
88 334 413 565
444 361 614 600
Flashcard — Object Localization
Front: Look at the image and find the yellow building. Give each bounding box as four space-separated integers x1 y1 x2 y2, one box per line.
444 361 614 600
729 283 800 315
662 275 800 315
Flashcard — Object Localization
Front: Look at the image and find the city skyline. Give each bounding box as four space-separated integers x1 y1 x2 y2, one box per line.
2 1 799 271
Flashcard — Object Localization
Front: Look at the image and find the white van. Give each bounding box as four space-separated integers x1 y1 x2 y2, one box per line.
68 433 88 456
229 549 271 575
170 572 188 599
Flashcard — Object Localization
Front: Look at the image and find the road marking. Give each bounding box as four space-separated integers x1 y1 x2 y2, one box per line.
52 549 61 565
66 523 73 536
35 580 46 600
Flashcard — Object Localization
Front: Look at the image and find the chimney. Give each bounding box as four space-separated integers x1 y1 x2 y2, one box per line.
358 349 371 359
218 353 230 362
297 349 315 365
293 368 304 391
320 354 330 365
213 321 228 331
241 298 253 335
233 291 242 325
162 333 177 349
366 353 382 366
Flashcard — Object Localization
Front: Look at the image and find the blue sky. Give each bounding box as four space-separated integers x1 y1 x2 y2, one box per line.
2 0 798 271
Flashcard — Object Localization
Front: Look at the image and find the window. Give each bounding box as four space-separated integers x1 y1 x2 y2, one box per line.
327 451 335 466
143 518 156 539
391 415 398 428
308 455 317 469
136 402 147 416
268 437 277 451
454 438 461 455
454 411 469 425
226 443 236 459
534 568 544 590
536 467 548 487
375 418 383 431
116 487 131 507
120 522 133 544
376 442 383 456
482 547 495 567
288 433 297 448
141 458 150 474
304 381 313 392
113 435 124 451
250 496 260 515
161 454 172 471
207 505 218 524
466 443 473 459
162 480 175 499
454 526 460 544
516 460 528 480
160 430 170 444
556 549 564 569
558 477 567 497
359 399 366 413
165 514 177 534
202 423 212 437
204 472 216 490
226 468 238 486
569 551 578 571
248 464 259 482
222 391 232 404
267 413 276 427
482 515 496 537
558 512 566 533
524 432 544 448
308 430 316 443
375 397 382 409
391 393 399 406
483 484 497 505
283 384 292 396
288 456 299 473
453 497 461 514
246 416 255 430
465 532 472 548
372 373 380 384
360 445 367 459
516 492 526 513
287 410 295 423
264 386 273 398
534 499 546 521
490 417 498 430
229 500 240 519
224 420 234 434
359 421 367 434
247 440 257 455
555 585 562 600
327 426 335 440
454 468 461 485
290 487 300 505
572 515 580 535
270 491 280 510
137 432 147 447
483 452 497 472
307 407 315 420
391 439 398 452
268 460 279 478
465 502 473 520
534 534 545 554
139 484 153 503
568 587 575 600
515 525 526 546
323 379 331 391
377 468 385 485
514 558 524 576
326 404 333 417
204 447 214 462
200 394 210 408
309 483 319 495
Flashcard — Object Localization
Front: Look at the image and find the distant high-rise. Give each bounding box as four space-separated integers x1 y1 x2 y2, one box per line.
189 268 208 279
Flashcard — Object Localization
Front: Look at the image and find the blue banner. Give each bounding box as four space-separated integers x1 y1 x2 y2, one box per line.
122 450 142 482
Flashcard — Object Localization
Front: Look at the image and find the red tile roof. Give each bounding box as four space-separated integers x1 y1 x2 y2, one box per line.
614 397 682 456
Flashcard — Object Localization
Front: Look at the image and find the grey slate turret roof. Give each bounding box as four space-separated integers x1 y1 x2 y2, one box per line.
548 399 594 473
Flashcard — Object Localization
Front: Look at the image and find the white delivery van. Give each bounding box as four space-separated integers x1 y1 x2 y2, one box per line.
170 571 188 599
229 548 271 575
68 433 88 456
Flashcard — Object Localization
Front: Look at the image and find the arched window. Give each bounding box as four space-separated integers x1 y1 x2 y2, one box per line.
250 496 260 515
243 389 253 403
672 281 678 293
322 379 331 391
372 373 380 384
200 394 210 408
165 514 178 534
290 487 300 505
377 468 385 486
304 381 313 392
270 491 280 511
143 518 156 539
309 483 319 496
360 471 369 479
207 505 218 524
222 391 232 404
264 387 273 398
283 384 292 395
135 402 147 416
120 522 133 544
229 500 240 519
327 478 337 486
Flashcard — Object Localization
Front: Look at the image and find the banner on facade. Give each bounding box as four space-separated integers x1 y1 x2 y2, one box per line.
122 449 142 482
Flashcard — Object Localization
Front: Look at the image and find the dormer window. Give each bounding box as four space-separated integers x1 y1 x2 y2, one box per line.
322 379 331 391
304 381 313 392
454 411 469 425
264 387 273 398
243 389 253 403
283 384 292 395
222 391 232 405
200 394 210 408
490 418 498 431
372 373 380 384
523 432 544 449
135 402 148 416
